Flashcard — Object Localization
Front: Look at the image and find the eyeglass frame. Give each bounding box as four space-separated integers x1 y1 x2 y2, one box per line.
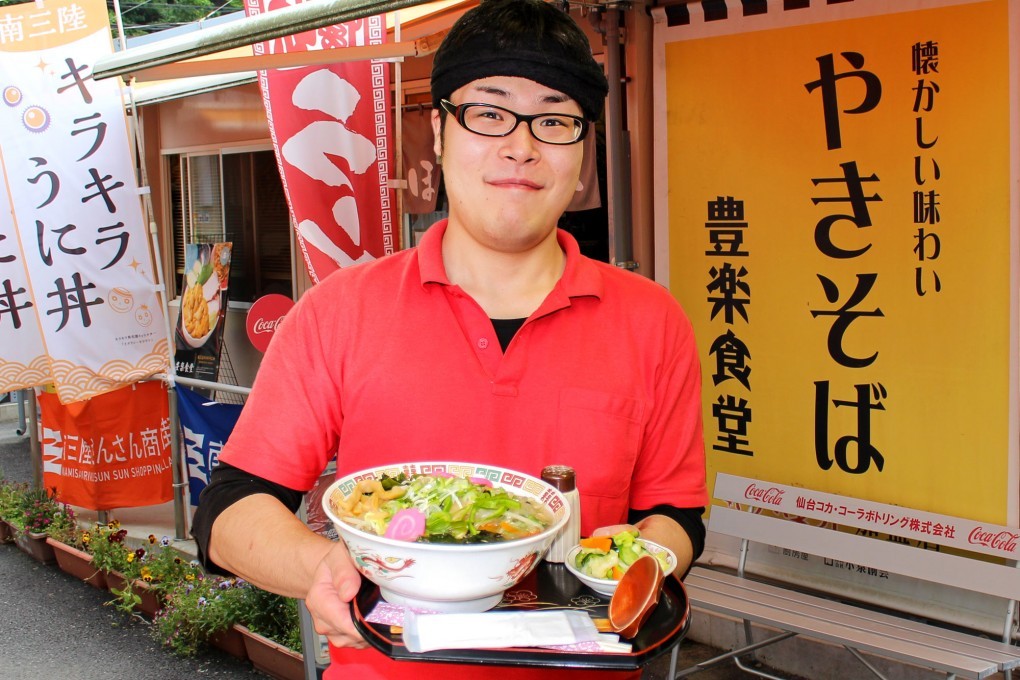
439 99 589 145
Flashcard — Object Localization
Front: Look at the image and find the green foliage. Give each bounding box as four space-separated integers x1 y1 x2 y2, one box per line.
108 582 144 615
20 487 62 534
92 529 203 615
108 0 246 38
0 478 28 527
151 575 244 656
152 576 302 657
0 0 246 38
45 502 83 547
85 521 135 574
128 534 203 597
240 586 303 653
0 483 62 534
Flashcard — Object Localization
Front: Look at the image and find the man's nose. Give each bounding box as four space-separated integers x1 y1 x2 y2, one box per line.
500 121 540 162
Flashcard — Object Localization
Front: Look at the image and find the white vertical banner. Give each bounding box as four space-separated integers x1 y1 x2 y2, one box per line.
0 182 48 389
0 0 167 403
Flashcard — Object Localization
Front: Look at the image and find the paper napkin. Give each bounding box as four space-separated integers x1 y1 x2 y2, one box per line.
401 609 600 653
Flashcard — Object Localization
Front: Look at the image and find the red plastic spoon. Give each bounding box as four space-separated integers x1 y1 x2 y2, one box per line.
607 554 665 638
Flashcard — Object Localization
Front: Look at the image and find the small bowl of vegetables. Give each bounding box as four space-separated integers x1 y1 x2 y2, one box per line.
322 461 570 612
564 530 676 597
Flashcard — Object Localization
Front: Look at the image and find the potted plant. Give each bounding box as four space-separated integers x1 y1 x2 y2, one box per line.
116 534 202 617
104 530 199 623
234 586 305 680
0 476 21 543
11 486 60 564
87 520 148 613
151 575 252 660
151 575 306 677
44 503 106 589
87 520 134 576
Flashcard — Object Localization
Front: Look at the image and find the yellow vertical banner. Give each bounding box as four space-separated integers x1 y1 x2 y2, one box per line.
655 0 1018 522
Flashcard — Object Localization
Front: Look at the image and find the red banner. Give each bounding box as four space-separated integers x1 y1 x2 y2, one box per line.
401 109 441 214
246 0 394 283
39 382 172 510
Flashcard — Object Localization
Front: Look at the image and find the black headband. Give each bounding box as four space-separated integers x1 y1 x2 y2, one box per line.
430 12 608 122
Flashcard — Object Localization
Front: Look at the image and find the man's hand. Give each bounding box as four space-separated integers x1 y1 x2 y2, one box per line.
208 494 369 647
591 516 694 576
304 541 369 649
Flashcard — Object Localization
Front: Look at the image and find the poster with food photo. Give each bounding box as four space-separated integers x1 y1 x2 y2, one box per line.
174 242 232 383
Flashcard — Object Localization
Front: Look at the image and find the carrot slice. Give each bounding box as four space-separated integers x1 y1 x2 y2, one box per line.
612 565 626 581
580 536 613 552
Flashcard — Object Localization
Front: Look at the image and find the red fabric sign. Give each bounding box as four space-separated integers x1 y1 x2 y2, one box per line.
39 382 172 510
401 109 442 214
246 0 395 283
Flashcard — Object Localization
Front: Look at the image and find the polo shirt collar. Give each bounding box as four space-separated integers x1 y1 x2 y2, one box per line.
417 219 604 301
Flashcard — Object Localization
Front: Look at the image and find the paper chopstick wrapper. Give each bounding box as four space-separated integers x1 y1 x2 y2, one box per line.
401 609 600 653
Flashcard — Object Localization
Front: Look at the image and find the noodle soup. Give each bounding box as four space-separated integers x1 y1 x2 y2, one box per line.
322 462 570 612
331 472 554 543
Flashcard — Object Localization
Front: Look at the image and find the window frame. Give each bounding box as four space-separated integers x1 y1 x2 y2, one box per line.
163 143 298 306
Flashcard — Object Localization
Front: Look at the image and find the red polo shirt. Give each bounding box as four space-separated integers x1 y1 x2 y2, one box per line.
220 220 707 679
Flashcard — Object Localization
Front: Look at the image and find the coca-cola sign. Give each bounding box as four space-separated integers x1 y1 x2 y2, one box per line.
246 294 295 353
968 527 1020 554
743 483 784 506
252 317 283 335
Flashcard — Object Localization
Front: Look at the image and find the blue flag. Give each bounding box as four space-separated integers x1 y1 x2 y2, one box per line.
176 386 243 507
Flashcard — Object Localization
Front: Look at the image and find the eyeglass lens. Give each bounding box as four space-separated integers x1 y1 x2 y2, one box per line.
457 103 584 144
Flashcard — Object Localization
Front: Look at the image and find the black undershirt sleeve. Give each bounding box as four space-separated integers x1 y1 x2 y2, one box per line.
190 461 304 575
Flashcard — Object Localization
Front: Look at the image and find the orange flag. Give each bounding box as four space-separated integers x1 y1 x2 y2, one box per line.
39 382 172 510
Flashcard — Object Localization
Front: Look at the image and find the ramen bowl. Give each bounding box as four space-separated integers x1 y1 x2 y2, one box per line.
322 461 570 613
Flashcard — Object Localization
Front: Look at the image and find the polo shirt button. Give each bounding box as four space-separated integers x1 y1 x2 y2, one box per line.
477 338 489 349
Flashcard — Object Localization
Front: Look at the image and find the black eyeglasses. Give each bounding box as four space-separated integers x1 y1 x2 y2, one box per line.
440 99 588 145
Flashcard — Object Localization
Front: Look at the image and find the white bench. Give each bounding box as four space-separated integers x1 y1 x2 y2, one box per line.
678 473 1020 680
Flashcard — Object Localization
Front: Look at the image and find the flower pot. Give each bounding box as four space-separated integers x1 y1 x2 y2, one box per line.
236 625 304 680
15 530 56 565
106 570 164 618
210 625 249 661
46 537 107 589
0 520 14 544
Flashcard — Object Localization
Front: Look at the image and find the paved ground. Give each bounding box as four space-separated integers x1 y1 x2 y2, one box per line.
0 540 267 679
0 404 796 680
1 416 266 680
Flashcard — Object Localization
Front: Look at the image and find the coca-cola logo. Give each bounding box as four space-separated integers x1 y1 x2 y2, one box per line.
246 294 295 353
968 527 1020 553
744 483 784 506
252 316 285 335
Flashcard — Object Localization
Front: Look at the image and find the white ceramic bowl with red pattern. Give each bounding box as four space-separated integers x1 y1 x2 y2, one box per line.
322 461 571 613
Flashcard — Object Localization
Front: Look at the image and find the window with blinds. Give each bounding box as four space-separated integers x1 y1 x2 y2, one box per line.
168 149 292 303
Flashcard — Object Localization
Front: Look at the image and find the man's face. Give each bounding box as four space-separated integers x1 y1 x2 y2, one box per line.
431 76 585 255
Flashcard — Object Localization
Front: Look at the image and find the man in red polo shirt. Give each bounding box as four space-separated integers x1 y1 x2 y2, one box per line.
192 1 708 677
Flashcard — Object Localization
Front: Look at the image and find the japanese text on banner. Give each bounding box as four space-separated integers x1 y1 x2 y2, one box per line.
0 0 167 403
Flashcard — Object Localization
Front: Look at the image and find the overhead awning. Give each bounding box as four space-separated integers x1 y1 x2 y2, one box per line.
125 72 258 106
93 0 450 82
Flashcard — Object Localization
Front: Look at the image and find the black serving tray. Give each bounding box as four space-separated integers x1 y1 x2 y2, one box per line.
351 561 690 670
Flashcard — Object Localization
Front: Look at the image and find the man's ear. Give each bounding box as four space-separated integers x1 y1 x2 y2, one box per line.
431 108 443 158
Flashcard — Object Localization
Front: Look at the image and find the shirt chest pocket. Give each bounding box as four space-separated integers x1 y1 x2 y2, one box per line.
555 387 646 498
